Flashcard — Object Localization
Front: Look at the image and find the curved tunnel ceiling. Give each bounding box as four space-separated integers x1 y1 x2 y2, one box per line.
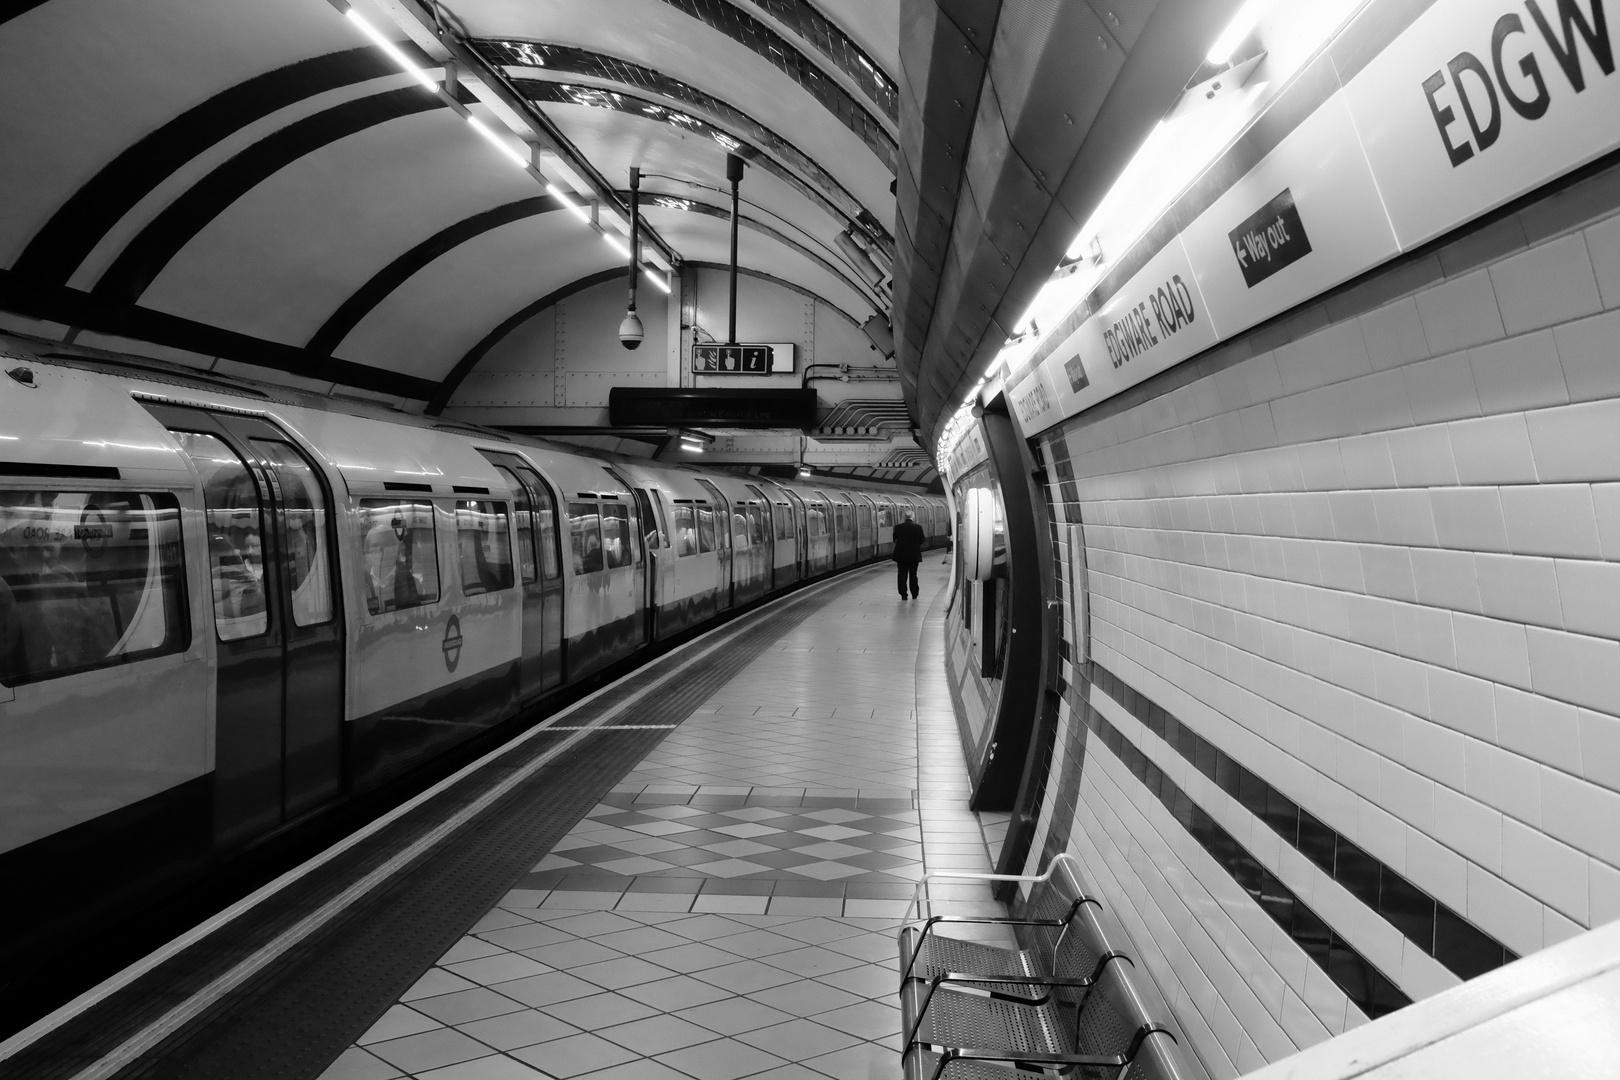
0 0 900 409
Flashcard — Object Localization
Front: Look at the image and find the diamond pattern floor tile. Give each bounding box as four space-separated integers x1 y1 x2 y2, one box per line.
321 564 1016 1078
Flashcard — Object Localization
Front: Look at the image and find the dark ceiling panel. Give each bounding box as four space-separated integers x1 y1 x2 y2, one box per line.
655 0 897 169
744 0 898 120
12 48 393 285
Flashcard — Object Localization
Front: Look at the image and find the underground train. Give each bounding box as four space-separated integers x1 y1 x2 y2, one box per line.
0 348 945 977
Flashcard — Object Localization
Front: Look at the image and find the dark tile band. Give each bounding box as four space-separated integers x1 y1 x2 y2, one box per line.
1067 669 1411 1019
1090 662 1516 983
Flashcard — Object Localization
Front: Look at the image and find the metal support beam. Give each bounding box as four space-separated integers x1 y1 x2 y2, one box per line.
726 153 744 345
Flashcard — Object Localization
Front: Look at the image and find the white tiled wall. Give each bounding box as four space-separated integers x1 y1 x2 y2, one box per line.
1034 178 1620 1072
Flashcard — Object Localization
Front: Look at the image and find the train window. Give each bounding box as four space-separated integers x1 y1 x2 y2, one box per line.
359 499 440 614
173 431 268 640
672 505 697 556
696 504 716 553
775 504 792 541
492 465 537 584
858 504 872 535
0 490 188 686
732 504 750 550
879 504 892 528
455 500 514 595
600 503 633 569
567 502 604 574
747 505 766 546
252 440 333 627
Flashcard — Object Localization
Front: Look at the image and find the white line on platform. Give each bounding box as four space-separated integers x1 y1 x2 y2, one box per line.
0 567 874 1076
550 724 678 730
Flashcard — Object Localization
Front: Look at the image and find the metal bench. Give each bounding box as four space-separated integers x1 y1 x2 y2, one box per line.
897 855 1185 1080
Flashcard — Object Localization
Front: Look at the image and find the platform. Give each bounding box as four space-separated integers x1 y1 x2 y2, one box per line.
321 559 997 1080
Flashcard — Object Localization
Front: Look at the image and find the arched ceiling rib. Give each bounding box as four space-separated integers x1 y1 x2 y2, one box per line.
613 0 895 162
727 0 897 117
481 40 890 250
94 85 472 307
13 47 391 284
516 78 873 253
308 194 564 355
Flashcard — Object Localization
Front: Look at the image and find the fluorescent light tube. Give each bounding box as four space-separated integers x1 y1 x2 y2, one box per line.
465 115 529 168
1207 0 1275 65
603 232 631 258
643 268 672 293
546 184 592 223
345 9 438 91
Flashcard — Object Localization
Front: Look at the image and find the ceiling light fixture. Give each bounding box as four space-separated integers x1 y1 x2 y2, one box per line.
545 184 593 223
643 268 672 294
465 115 530 167
603 232 631 258
1207 0 1277 65
344 8 438 91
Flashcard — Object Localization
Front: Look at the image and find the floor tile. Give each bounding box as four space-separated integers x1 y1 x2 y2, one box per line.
457 1010 581 1052
317 1047 403 1079
357 1005 441 1045
367 1028 493 1073
416 1056 551 1080
599 1013 719 1055
511 1033 638 1078
654 1038 789 1080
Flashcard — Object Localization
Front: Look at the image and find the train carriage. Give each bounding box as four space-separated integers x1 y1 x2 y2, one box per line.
0 346 943 983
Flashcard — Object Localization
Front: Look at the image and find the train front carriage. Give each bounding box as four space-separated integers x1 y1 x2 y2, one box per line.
1 367 212 913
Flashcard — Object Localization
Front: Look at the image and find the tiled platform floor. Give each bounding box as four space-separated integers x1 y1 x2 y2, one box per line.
322 561 1006 1080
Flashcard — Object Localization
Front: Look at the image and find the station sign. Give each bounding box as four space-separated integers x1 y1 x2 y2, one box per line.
1003 0 1620 438
692 343 796 374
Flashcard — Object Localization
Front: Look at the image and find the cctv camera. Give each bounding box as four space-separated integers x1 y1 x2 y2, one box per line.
619 310 644 350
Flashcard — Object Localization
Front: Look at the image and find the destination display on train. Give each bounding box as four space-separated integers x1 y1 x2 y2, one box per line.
1003 0 1620 443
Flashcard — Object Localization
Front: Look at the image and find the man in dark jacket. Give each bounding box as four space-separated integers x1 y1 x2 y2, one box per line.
892 510 926 599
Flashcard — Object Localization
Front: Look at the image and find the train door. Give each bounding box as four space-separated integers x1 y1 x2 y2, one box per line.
629 486 666 641
479 453 564 700
783 489 808 579
746 484 774 590
695 479 733 607
146 405 344 845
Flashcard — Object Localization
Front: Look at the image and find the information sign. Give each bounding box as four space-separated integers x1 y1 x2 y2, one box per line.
692 343 796 374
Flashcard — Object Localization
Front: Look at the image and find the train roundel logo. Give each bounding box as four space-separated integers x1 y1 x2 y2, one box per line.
442 614 463 672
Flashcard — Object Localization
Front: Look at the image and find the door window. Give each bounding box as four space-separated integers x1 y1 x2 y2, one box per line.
748 505 766 546
0 489 187 685
252 440 333 627
776 504 793 540
696 504 715 552
530 476 562 580
359 499 440 614
493 465 537 584
669 505 694 556
600 503 633 569
456 500 515 594
732 504 750 550
174 431 268 640
568 502 604 574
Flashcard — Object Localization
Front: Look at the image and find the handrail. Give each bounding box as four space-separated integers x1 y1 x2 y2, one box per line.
904 851 1083 923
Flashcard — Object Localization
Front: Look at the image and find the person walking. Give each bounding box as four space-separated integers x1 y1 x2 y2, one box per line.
892 509 925 600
